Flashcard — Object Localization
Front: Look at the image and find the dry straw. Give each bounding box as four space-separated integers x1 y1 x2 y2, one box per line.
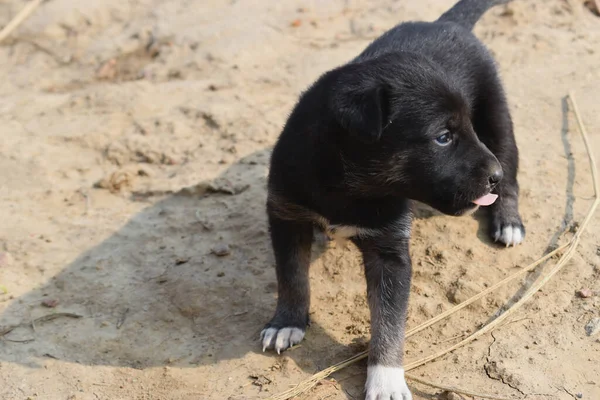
268 92 598 400
0 0 45 44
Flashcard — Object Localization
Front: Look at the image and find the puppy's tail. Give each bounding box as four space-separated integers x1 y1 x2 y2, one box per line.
437 0 513 30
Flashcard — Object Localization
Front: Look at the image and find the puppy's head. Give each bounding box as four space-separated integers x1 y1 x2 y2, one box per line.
327 53 502 216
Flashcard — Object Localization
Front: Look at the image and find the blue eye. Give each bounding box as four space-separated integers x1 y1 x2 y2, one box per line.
434 132 452 146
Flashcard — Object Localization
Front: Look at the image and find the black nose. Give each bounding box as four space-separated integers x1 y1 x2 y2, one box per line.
488 167 503 186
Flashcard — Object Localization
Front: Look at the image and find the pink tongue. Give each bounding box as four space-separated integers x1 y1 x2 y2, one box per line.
472 193 498 206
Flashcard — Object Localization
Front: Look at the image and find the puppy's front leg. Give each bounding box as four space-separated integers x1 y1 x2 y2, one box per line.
354 235 413 400
473 80 525 247
261 211 313 354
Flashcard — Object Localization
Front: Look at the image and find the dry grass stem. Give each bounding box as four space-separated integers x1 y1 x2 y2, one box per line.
405 372 512 400
0 0 45 44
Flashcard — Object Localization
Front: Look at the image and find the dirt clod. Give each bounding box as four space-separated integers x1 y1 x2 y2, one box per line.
585 317 600 336
197 215 215 231
577 288 594 298
211 243 231 257
96 58 118 80
41 299 59 308
207 178 250 195
94 171 134 193
175 257 190 265
249 374 272 392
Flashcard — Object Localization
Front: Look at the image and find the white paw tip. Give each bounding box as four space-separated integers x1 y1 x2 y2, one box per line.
494 225 524 247
365 365 412 400
260 326 305 353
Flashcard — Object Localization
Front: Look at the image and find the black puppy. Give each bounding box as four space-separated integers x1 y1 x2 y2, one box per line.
261 0 524 398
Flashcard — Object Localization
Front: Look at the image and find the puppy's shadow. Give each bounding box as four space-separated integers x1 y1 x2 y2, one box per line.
0 149 357 395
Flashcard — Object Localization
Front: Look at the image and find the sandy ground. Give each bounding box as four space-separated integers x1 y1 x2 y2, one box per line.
1 0 599 399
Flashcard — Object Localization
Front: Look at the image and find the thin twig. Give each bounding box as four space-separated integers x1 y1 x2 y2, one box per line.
269 92 598 400
0 0 45 44
78 188 91 215
3 338 35 344
0 312 83 338
0 326 16 337
116 308 129 329
32 312 83 325
434 332 466 345
405 372 512 400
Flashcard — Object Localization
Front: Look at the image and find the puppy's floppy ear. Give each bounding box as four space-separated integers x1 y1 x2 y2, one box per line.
330 74 389 143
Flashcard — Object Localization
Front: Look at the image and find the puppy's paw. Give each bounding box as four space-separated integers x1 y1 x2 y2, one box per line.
493 223 525 247
489 204 525 247
365 365 412 400
260 326 305 354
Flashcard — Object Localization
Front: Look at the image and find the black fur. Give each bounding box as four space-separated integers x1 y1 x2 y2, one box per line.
262 0 523 396
438 0 513 30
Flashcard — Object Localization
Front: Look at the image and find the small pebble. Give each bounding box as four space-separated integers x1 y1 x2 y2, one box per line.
41 298 59 308
577 288 594 298
584 317 600 336
211 243 231 257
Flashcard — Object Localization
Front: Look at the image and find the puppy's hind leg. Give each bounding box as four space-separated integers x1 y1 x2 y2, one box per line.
261 209 313 354
473 78 525 246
